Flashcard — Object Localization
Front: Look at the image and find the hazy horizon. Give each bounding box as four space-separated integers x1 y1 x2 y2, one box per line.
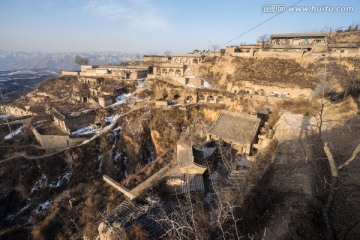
1 0 359 54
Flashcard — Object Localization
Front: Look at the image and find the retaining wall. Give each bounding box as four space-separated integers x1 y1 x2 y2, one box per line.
31 127 87 149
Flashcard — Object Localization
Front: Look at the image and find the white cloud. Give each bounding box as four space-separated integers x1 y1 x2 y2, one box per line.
85 0 168 30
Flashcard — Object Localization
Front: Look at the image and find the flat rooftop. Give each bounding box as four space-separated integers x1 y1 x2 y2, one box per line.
271 32 328 38
51 103 95 119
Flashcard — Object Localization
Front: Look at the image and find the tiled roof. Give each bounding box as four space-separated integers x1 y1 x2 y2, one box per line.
105 199 174 239
207 111 261 145
181 174 205 192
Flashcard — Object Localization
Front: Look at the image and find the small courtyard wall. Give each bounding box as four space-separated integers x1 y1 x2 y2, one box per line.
61 71 79 76
31 127 87 149
0 105 36 117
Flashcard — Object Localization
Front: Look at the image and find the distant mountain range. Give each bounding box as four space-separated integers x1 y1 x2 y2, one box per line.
0 51 141 71
0 69 59 99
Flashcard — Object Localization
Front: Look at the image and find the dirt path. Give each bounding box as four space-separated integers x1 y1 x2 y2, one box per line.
253 113 324 239
0 148 66 162
261 137 323 239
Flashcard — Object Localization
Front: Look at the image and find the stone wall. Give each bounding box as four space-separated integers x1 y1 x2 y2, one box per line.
65 111 96 134
172 55 202 65
61 71 79 76
130 163 175 197
227 81 313 99
0 105 36 117
226 46 360 60
52 109 96 134
143 55 170 63
98 95 114 107
31 127 87 149
256 50 304 59
103 175 135 200
188 77 203 87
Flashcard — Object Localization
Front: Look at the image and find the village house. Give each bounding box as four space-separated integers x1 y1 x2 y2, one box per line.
225 42 264 56
207 111 261 155
143 55 171 63
62 65 149 80
71 83 91 104
174 144 215 192
171 54 203 65
51 105 96 134
270 32 328 48
153 63 186 77
227 81 313 99
98 94 115 107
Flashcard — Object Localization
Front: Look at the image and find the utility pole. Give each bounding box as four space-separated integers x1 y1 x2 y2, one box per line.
343 60 359 100
0 90 12 134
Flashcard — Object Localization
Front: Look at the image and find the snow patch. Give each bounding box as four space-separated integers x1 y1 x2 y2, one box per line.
49 172 71 188
31 174 47 194
35 201 51 214
0 114 9 119
8 70 37 76
186 83 197 88
209 171 219 181
105 114 120 124
71 125 98 136
203 193 213 204
4 127 22 140
203 80 211 88
114 152 121 161
116 93 131 102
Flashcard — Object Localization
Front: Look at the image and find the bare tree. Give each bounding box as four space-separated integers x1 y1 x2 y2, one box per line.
134 53 142 61
323 143 360 240
211 44 220 56
152 147 243 239
163 50 172 57
74 55 90 66
257 34 270 48
312 65 336 140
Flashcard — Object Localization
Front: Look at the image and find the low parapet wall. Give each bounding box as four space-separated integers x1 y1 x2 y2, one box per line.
103 175 135 200
130 163 174 197
31 127 87 149
0 105 35 117
103 163 174 199
61 71 79 76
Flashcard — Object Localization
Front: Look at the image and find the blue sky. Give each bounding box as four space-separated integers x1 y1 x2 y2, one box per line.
0 0 359 54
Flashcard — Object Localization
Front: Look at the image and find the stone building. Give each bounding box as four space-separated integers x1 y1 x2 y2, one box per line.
98 94 114 107
71 83 90 104
51 106 96 134
225 42 263 56
153 64 186 77
143 55 171 63
227 81 313 99
171 54 203 65
63 65 149 80
270 32 328 50
175 144 212 192
0 104 34 117
207 111 261 155
109 66 149 80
